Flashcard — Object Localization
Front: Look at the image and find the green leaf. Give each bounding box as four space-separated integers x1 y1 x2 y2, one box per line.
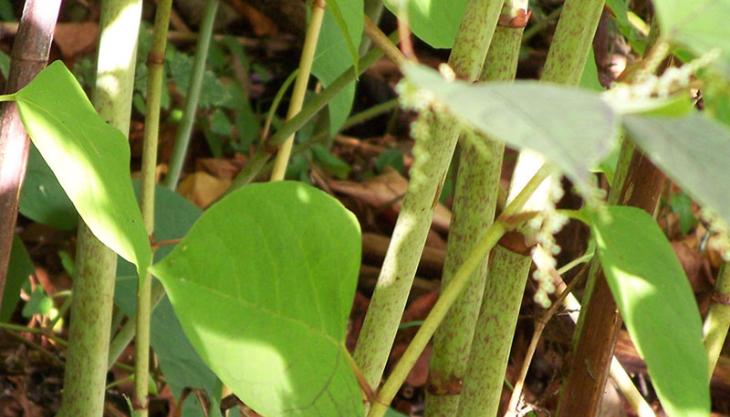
312 0 363 133
605 0 647 54
670 192 697 235
0 237 34 322
115 184 221 417
151 181 362 417
580 50 603 91
624 112 730 227
327 0 360 74
19 145 77 231
22 287 53 318
383 0 469 48
375 149 405 174
653 0 730 76
14 61 151 277
591 206 709 417
404 64 619 196
312 144 351 179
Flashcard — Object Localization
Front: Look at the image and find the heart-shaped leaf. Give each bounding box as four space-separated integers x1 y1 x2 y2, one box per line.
151 181 363 417
404 64 619 197
624 113 730 227
14 61 150 276
592 206 709 417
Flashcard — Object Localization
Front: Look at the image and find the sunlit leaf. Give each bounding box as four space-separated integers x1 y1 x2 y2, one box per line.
592 206 709 417
151 181 363 417
14 61 151 276
404 64 618 197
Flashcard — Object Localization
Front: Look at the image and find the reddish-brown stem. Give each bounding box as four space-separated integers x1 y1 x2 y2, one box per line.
556 149 666 417
0 0 62 313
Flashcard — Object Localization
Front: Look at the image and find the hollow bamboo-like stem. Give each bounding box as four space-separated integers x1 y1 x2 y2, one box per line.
0 0 61 316
555 28 670 415
368 165 552 417
426 3 524 415
556 141 666 417
458 0 605 414
703 264 730 375
163 0 219 189
353 0 504 390
270 0 327 181
133 0 173 415
56 2 143 416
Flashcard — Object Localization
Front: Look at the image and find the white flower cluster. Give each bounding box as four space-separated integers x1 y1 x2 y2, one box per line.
701 208 730 262
526 176 569 308
396 78 436 112
604 50 719 107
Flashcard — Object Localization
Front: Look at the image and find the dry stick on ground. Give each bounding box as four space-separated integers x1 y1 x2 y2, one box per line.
352 0 504 390
0 0 61 317
555 39 670 417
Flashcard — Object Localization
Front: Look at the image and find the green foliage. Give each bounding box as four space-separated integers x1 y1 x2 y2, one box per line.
624 113 730 226
312 0 363 133
375 149 405 174
404 64 619 197
0 237 34 322
383 0 469 48
592 206 709 417
670 192 697 235
116 184 221 417
167 47 231 108
605 0 646 54
13 61 151 277
151 182 363 417
22 287 53 318
312 144 351 179
653 0 730 76
19 145 77 231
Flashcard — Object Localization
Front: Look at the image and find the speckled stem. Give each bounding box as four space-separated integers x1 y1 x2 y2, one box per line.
426 2 522 414
458 0 604 413
56 1 143 416
353 0 504 392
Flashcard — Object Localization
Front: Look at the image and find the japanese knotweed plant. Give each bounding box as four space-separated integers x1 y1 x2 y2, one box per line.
3 1 730 417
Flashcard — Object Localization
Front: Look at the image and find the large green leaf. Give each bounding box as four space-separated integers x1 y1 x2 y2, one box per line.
115 184 220 417
592 206 709 417
0 237 34 322
19 145 77 230
623 113 730 226
383 0 469 48
14 61 151 276
653 0 730 76
312 0 363 133
151 181 363 417
404 64 619 196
